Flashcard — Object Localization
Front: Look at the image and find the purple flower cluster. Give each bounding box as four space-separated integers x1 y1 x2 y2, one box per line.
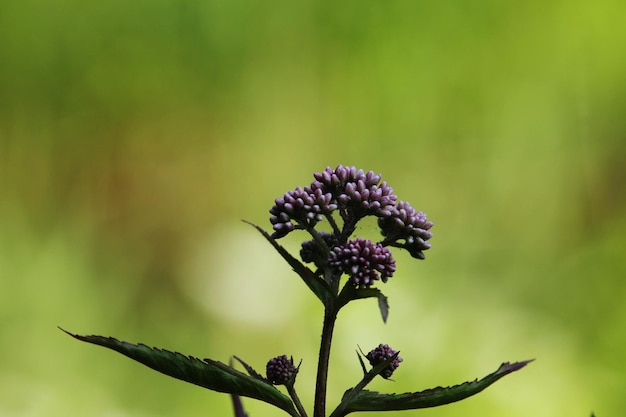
300 232 338 270
366 344 403 379
270 187 337 239
266 355 298 385
270 165 433 281
270 165 400 239
378 201 434 259
329 238 396 288
310 166 398 219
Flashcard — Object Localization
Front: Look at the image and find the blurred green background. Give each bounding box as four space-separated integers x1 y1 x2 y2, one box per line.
1 0 625 416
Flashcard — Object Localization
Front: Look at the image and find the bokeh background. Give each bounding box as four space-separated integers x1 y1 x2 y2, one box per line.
1 1 625 416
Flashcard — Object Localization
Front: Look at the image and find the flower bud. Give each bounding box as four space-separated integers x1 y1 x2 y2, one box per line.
329 238 396 288
266 355 298 385
366 343 403 379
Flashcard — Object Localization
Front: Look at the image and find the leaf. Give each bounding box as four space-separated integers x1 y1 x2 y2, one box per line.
229 358 250 417
355 349 368 375
336 360 533 415
60 328 299 417
233 355 268 382
244 220 332 304
330 351 402 417
376 292 389 323
337 286 389 323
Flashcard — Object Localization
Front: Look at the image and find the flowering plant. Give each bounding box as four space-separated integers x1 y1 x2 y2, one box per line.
62 165 531 417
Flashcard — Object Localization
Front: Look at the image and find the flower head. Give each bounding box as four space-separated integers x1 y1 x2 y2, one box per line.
366 344 403 379
329 238 396 288
378 201 433 259
300 232 338 269
266 355 298 385
270 187 337 238
269 165 433 263
310 165 397 219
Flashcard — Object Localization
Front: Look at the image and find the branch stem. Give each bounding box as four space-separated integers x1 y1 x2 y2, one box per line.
313 307 338 417
286 383 308 417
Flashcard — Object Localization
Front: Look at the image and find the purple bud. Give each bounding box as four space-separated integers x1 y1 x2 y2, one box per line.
378 201 433 259
329 238 396 288
269 186 337 238
366 344 403 379
310 165 398 220
300 232 338 269
266 355 298 385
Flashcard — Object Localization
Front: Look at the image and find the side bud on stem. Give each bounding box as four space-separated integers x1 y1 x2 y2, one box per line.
366 344 403 379
266 355 308 417
266 355 299 386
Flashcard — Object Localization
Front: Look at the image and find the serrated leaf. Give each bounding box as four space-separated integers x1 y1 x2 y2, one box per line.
244 220 331 304
233 355 267 382
337 360 533 415
337 286 389 323
229 358 250 417
330 351 402 417
356 349 368 375
61 328 299 417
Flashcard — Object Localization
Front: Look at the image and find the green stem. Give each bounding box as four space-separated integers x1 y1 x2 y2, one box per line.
325 213 341 237
307 227 331 258
286 382 308 417
327 370 379 417
313 307 338 417
328 352 400 417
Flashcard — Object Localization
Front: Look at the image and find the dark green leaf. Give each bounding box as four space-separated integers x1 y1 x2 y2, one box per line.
233 355 267 382
229 358 250 417
376 292 389 323
61 328 299 417
330 351 402 417
244 220 331 304
337 286 389 323
337 360 533 415
356 349 368 375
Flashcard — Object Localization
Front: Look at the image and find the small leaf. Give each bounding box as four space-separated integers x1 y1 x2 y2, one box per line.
233 355 268 383
61 328 299 417
376 292 389 323
244 220 332 304
229 358 250 417
330 351 402 417
355 349 368 375
336 360 533 415
337 286 389 323
354 346 399 381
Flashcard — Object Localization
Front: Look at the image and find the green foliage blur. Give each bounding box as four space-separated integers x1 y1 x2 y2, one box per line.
1 1 625 416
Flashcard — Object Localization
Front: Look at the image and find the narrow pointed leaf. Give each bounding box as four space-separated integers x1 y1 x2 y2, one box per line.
330 352 401 417
234 355 268 382
244 220 331 303
338 360 533 415
229 358 250 417
376 292 389 323
61 329 299 417
356 350 367 375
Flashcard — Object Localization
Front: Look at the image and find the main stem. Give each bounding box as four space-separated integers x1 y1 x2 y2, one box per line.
313 307 338 417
